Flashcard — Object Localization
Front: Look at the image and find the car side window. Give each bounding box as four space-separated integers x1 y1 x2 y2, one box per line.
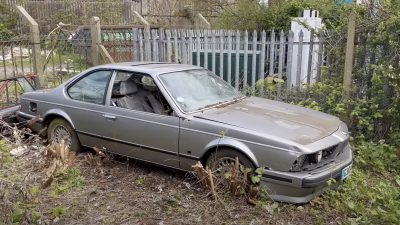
67 70 111 104
110 71 174 116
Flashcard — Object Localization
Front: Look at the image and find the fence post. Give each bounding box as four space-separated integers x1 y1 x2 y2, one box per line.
15 5 41 89
343 12 356 95
90 16 101 66
195 13 211 29
133 11 150 31
99 45 115 63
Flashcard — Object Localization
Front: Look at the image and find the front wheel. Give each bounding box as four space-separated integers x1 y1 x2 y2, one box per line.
47 118 81 152
205 148 255 175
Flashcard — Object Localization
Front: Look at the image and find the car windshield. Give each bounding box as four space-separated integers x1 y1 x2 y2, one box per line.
159 69 243 112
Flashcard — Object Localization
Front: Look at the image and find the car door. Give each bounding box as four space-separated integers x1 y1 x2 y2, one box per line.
63 69 117 151
102 70 180 168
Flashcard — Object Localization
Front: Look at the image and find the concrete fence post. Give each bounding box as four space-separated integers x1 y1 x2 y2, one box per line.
15 5 41 89
195 13 211 29
133 11 150 31
90 16 101 66
343 12 356 96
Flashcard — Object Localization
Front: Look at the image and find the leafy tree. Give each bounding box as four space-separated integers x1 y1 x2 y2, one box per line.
0 3 17 40
217 0 343 31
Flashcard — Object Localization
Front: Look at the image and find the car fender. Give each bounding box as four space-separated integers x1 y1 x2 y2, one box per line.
43 109 75 129
203 138 259 167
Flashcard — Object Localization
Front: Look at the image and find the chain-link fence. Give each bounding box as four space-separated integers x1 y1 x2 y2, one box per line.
40 25 92 87
0 24 94 107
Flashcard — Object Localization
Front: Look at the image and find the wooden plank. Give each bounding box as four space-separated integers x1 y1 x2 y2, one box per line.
243 31 248 88
307 29 314 84
235 30 240 89
269 30 275 76
296 31 304 87
227 30 232 84
251 30 257 92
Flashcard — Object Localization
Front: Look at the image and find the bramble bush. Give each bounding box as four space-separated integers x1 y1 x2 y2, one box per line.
240 1 400 223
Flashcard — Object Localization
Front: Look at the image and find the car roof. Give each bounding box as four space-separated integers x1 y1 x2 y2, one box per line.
95 62 203 76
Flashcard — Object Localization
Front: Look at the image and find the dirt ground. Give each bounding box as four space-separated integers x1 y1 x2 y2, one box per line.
0 143 344 225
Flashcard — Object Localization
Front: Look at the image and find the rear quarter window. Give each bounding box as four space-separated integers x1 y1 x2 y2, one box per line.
67 70 112 104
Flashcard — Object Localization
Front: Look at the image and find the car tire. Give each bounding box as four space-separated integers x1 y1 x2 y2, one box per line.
205 148 255 173
47 118 81 152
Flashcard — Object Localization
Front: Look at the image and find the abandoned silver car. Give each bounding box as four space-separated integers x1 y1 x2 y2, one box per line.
17 62 353 203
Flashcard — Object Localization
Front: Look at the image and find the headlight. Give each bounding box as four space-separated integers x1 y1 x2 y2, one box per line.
290 155 306 172
339 121 349 136
314 151 322 163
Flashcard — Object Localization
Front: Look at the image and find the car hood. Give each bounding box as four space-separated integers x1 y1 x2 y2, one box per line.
194 97 340 145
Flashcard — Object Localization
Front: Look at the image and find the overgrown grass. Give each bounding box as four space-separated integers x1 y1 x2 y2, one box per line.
51 167 85 196
0 140 13 165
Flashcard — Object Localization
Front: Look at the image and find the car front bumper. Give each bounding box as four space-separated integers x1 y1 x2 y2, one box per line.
261 144 353 204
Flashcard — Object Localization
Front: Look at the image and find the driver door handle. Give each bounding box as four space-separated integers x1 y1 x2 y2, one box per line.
103 114 117 120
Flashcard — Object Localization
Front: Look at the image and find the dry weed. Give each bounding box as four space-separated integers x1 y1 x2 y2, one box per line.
192 158 261 205
83 146 114 167
42 140 75 189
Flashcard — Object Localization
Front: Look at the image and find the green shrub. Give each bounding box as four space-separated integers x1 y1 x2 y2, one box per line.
323 167 400 224
355 142 400 174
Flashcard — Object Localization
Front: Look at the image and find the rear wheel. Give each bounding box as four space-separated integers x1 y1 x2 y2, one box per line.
47 118 80 152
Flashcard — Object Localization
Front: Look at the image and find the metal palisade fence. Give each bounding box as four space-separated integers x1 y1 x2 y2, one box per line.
132 29 325 93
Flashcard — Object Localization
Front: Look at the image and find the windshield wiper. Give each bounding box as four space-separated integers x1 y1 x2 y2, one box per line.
198 95 246 111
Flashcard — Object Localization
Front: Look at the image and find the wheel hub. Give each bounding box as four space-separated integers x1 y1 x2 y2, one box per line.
51 125 72 149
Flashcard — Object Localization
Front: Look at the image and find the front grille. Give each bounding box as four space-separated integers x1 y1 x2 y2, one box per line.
322 144 339 160
301 142 347 171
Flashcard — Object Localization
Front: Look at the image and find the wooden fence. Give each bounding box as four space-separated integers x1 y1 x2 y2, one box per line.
6 0 218 33
132 29 325 91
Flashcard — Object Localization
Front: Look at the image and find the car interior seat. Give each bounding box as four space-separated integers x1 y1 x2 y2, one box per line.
111 80 152 112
